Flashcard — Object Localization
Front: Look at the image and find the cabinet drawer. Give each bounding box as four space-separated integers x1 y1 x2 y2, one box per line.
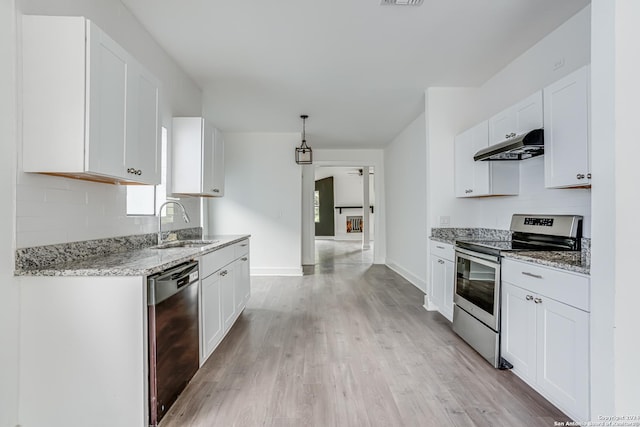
430 240 454 261
201 246 234 279
502 259 589 312
234 239 249 258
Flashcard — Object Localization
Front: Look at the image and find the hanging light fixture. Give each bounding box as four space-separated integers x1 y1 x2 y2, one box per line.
295 114 313 164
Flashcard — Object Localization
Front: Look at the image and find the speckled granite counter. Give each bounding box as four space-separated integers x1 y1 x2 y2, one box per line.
15 234 250 277
501 251 590 275
430 227 511 245
430 227 590 275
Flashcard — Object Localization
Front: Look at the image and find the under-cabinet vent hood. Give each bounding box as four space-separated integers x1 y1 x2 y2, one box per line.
474 129 544 161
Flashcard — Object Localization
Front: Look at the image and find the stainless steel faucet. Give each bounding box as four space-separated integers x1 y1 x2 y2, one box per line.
157 201 191 245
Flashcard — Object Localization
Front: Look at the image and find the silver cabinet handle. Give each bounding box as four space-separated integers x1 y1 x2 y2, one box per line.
220 270 228 276
464 189 473 194
240 244 248 247
534 297 543 304
522 271 543 279
587 173 592 179
576 173 585 179
436 245 445 250
438 259 445 264
127 168 142 176
241 257 248 261
525 295 533 301
212 188 220 193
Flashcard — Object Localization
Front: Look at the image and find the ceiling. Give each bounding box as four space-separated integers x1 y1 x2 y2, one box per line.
121 0 590 149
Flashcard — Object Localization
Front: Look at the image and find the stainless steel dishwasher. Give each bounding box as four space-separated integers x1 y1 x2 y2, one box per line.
147 260 200 426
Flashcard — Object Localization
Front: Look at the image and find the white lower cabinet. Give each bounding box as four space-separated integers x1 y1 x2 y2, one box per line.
220 264 236 332
428 240 454 321
501 259 590 421
200 238 251 364
201 272 224 361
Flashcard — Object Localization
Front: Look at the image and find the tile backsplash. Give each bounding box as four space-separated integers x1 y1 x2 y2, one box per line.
16 172 200 248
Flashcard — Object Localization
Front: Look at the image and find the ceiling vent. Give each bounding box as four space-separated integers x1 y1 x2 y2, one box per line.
380 0 423 5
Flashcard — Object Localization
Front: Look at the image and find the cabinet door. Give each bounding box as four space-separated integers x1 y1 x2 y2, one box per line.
235 255 250 310
454 128 475 197
201 273 223 363
202 122 216 195
536 296 590 421
544 66 590 189
454 122 489 197
514 91 544 134
488 91 543 145
488 109 516 146
501 282 537 383
441 259 454 322
125 61 160 185
429 255 445 310
220 266 236 332
212 128 225 196
86 22 128 179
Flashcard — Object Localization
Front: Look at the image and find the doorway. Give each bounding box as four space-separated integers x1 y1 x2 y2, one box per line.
312 166 375 269
314 177 335 237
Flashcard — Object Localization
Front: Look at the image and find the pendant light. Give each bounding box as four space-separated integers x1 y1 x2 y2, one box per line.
295 114 313 164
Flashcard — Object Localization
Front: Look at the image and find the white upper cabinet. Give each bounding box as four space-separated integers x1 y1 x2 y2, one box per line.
125 61 161 185
544 66 590 188
455 121 519 198
22 15 160 185
172 118 225 197
489 91 544 145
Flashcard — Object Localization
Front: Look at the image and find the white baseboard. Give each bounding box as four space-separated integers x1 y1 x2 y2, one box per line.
386 261 426 293
250 267 303 276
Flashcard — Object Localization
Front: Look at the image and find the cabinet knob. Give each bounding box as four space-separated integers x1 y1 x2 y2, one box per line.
212 188 220 193
534 297 543 304
525 295 534 301
438 259 445 264
127 168 142 176
576 173 585 179
220 270 228 276
587 173 592 179
241 257 248 261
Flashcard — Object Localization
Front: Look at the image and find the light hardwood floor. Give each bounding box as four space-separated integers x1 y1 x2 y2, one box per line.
160 240 566 427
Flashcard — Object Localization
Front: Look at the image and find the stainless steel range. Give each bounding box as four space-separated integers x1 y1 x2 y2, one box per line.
452 214 583 368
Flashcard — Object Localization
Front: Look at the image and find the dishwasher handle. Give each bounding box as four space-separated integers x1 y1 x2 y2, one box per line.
148 261 199 306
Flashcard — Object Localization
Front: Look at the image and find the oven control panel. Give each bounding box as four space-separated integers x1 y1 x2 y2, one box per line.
524 217 554 227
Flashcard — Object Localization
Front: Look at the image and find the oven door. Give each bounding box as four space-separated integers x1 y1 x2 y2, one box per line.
454 248 501 331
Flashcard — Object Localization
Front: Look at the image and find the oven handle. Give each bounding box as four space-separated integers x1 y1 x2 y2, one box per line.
454 247 500 264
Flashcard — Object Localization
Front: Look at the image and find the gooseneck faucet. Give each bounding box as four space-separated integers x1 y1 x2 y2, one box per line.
157 201 191 245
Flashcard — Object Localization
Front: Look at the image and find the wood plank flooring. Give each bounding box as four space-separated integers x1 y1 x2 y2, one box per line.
160 241 566 427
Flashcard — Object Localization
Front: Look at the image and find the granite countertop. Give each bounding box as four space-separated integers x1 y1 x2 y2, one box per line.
15 234 250 277
501 251 590 275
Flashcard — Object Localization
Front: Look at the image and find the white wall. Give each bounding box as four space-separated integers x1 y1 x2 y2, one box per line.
207 133 303 276
384 113 427 292
0 1 20 425
591 0 640 416
425 6 592 235
15 0 203 248
313 149 386 264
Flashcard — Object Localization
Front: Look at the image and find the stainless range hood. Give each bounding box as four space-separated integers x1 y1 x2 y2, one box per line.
474 129 544 161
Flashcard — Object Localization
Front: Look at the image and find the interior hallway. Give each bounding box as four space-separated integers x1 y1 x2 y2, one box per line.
160 241 565 426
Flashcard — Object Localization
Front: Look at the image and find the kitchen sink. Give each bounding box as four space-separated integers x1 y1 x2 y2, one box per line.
153 240 219 249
